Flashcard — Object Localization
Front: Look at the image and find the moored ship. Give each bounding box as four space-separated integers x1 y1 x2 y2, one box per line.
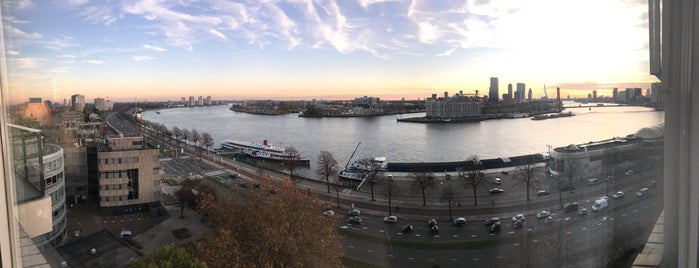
220 139 310 164
339 157 388 181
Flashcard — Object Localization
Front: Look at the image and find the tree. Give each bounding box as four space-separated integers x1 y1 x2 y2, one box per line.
440 180 458 221
196 179 342 267
516 155 540 201
201 132 214 155
182 128 191 148
411 171 435 206
191 129 201 153
284 146 301 185
380 177 397 216
462 155 486 206
172 127 182 145
359 158 383 201
130 245 207 268
175 185 196 219
315 150 339 193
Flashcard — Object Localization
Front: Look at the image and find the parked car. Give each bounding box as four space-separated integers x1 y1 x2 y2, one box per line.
430 225 440 234
348 208 361 216
453 217 467 226
543 216 554 225
563 202 579 213
648 180 658 188
402 224 414 233
493 177 502 184
587 178 601 185
501 171 509 175
427 218 438 227
489 222 501 234
612 191 625 199
513 219 524 229
384 216 398 224
512 213 525 222
625 169 634 175
230 173 239 178
323 209 335 216
578 208 588 216
636 188 649 197
489 188 505 194
348 216 363 225
536 210 551 220
536 190 549 196
484 217 500 226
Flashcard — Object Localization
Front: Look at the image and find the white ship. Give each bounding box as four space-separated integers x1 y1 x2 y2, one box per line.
220 139 309 164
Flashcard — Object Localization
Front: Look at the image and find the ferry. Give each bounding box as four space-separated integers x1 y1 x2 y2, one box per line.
220 139 309 164
339 157 388 181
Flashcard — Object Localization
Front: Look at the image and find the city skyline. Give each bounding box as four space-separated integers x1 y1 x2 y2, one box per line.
4 0 655 103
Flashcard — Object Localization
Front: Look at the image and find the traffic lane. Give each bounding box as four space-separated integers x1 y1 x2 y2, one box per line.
341 196 662 267
335 191 662 244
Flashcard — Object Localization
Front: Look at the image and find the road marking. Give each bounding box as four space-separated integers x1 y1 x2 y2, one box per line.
508 231 514 234
416 234 421 237
362 227 368 230
566 232 572 235
633 209 638 212
473 258 479 261
471 234 477 238
452 235 458 238
582 227 587 231
367 250 374 254
495 256 502 259
434 235 440 238
388 255 394 258
514 243 520 246
428 259 435 262
622 213 626 217
379 230 384 233
452 258 459 261
408 257 414 261
348 245 354 249
532 240 538 243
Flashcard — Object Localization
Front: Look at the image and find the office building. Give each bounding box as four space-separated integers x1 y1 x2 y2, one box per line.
426 91 481 119
94 98 113 111
71 94 85 112
528 88 532 101
516 83 525 102
489 77 499 103
189 96 195 107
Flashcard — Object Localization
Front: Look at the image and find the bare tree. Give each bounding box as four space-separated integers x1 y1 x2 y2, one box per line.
440 180 458 221
201 132 214 155
516 155 540 201
316 150 339 193
564 159 577 193
542 224 574 267
182 128 191 148
191 129 201 153
359 158 383 201
411 171 435 206
284 146 302 185
462 155 486 206
172 127 182 145
380 177 397 216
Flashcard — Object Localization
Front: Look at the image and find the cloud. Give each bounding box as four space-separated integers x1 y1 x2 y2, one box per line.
208 29 227 40
436 48 456 57
5 24 42 39
67 0 88 6
143 44 166 52
83 59 105 64
15 0 33 10
133 56 155 62
7 50 20 55
16 57 37 68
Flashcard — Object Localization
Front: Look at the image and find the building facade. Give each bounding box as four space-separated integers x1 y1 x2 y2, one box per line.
426 92 481 119
489 77 499 103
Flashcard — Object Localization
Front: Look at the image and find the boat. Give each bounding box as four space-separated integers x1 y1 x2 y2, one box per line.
339 156 388 181
220 139 309 164
531 111 574 120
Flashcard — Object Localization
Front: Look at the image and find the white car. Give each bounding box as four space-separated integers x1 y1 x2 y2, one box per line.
536 210 551 220
384 216 398 224
625 170 634 175
612 191 625 199
323 209 335 216
493 177 502 184
512 213 525 222
348 208 361 216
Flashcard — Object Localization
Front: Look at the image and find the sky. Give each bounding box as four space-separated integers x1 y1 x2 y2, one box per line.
3 0 656 103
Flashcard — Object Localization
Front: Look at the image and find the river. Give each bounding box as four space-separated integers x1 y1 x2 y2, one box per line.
143 102 663 172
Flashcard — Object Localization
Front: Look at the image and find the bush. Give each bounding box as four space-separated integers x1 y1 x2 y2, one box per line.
172 228 192 240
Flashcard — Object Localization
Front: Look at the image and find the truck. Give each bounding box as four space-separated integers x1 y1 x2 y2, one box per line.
591 197 609 211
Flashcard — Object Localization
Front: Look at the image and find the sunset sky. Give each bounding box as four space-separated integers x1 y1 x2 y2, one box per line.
3 0 656 103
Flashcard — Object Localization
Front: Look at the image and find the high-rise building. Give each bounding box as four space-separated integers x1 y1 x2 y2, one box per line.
426 91 481 119
181 97 186 105
489 77 499 103
507 83 513 102
613 88 619 102
516 83 525 102
651 82 662 103
94 98 113 111
593 90 598 101
197 96 204 106
189 96 195 107
71 94 85 112
206 96 212 105
528 88 533 101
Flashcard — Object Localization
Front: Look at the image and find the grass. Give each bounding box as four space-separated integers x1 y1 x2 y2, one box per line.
172 228 192 240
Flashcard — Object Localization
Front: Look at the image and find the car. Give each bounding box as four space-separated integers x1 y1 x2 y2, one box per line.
323 209 335 216
501 171 509 175
612 191 625 199
543 216 554 225
230 173 239 178
625 169 634 175
578 208 588 216
348 216 363 225
648 180 658 187
536 210 551 220
489 188 505 194
402 224 414 233
453 217 467 226
587 178 601 185
348 208 361 216
563 202 579 213
384 216 398 224
536 190 549 196
636 188 649 197
512 213 525 222
493 177 502 184
489 222 501 234
427 218 438 227
484 217 500 226
430 225 440 234
513 219 524 229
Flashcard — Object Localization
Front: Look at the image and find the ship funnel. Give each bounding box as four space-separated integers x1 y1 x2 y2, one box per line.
263 140 268 146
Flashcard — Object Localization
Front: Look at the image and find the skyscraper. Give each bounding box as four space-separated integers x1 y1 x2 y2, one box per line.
516 83 525 102
507 83 513 102
489 77 499 103
71 94 85 112
528 88 533 101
